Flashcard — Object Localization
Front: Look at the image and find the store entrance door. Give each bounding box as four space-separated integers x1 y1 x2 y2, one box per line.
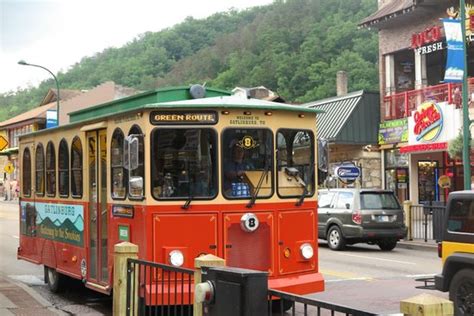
418 161 438 204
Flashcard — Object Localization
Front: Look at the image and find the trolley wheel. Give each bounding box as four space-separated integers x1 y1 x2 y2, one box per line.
46 266 64 293
377 239 397 251
327 225 346 251
449 269 474 316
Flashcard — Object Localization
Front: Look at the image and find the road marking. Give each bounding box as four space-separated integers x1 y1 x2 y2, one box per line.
337 253 417 265
325 277 374 283
12 235 19 239
320 268 373 281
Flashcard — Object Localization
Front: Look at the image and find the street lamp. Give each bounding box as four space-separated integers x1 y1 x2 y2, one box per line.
18 60 60 126
460 0 472 189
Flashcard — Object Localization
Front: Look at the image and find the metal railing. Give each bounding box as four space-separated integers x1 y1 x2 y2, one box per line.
126 258 194 316
409 203 446 242
268 289 379 316
383 78 474 120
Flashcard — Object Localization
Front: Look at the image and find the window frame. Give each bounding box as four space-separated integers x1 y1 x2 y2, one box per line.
276 128 316 199
45 141 56 197
150 127 219 201
111 128 127 200
22 147 32 197
71 136 83 198
58 138 69 198
221 127 274 200
35 143 45 197
128 125 145 201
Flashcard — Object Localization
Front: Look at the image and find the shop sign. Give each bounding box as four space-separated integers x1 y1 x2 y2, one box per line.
335 164 360 181
411 26 442 49
404 101 462 152
414 42 445 55
438 175 451 189
378 118 408 145
413 101 443 142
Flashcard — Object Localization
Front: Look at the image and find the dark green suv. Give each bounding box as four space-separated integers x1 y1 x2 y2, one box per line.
318 189 407 251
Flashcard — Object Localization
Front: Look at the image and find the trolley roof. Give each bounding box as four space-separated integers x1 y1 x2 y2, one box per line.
21 86 323 138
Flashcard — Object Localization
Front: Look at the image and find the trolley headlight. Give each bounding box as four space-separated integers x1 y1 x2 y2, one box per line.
300 243 314 260
169 250 184 267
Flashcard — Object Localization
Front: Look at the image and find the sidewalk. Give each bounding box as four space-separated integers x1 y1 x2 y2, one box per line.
0 275 62 315
397 239 438 252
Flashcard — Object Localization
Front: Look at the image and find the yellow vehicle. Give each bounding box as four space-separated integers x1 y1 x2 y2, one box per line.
435 191 474 316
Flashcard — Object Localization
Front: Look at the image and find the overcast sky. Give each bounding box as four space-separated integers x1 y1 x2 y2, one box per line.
0 0 273 94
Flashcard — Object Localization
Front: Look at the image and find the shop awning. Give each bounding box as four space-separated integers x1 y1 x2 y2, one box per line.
359 0 446 29
303 90 380 145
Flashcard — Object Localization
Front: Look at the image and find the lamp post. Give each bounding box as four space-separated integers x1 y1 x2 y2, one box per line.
18 60 60 126
460 0 472 189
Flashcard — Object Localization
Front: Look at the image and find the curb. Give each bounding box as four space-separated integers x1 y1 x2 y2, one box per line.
396 241 438 252
4 276 67 316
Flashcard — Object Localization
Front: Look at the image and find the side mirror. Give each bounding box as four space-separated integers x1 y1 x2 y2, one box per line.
129 176 143 197
124 135 139 170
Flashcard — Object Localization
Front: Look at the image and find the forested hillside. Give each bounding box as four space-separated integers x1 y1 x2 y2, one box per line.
0 0 378 121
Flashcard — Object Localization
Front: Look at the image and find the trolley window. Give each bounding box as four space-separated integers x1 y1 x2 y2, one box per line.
58 139 69 197
277 129 315 198
35 143 45 197
222 128 273 199
151 128 217 200
71 136 83 198
111 128 127 199
22 147 32 197
128 125 144 199
46 141 56 197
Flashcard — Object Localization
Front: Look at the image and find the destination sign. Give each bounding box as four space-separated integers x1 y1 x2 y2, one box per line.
150 111 217 125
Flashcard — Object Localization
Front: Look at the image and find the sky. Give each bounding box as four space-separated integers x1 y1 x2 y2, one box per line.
0 0 274 94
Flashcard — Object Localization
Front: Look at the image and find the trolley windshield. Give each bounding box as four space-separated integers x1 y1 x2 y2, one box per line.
151 128 217 199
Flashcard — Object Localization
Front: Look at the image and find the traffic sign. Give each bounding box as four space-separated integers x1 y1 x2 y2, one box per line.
0 135 8 151
4 162 14 174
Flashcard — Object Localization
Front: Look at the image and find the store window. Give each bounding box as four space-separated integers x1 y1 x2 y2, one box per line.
71 136 83 198
394 50 415 93
58 139 69 197
385 150 409 202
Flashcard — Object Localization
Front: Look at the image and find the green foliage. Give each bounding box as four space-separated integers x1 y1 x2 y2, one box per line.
0 0 378 120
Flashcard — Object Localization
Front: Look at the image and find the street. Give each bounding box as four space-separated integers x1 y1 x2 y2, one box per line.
1 201 447 315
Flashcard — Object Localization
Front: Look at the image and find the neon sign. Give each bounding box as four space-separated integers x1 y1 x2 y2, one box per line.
413 101 443 142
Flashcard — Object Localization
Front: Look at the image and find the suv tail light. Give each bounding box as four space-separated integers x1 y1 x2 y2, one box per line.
352 210 362 225
437 242 442 258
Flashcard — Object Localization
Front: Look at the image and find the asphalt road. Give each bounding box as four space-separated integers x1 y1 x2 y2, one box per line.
1 201 448 315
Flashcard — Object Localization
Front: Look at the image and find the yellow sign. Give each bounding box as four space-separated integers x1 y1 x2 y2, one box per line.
4 163 14 174
438 175 451 189
0 135 8 151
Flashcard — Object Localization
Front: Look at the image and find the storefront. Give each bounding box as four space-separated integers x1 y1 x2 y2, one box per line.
361 0 474 204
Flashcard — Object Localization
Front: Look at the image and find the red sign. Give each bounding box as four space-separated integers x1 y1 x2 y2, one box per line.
399 142 447 153
411 26 442 49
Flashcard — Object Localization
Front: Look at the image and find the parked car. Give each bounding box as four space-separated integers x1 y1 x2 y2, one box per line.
317 188 407 251
435 190 474 316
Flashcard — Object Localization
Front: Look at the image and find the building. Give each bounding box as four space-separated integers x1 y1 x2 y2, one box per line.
360 0 474 204
303 72 381 190
0 81 138 190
